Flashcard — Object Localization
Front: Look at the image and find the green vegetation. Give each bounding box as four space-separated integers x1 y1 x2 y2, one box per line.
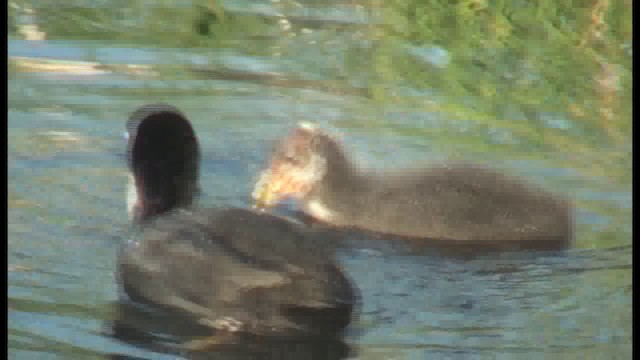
8 0 631 248
370 0 631 147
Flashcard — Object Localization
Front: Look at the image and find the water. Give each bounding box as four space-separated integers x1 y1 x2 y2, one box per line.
8 1 632 359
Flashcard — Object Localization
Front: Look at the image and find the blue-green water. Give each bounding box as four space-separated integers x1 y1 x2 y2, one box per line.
8 1 631 359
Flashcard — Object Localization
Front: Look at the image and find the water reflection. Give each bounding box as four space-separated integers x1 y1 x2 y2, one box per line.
107 300 354 360
341 242 631 358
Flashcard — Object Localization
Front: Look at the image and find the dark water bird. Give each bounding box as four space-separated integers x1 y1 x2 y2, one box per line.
113 104 357 357
252 123 574 251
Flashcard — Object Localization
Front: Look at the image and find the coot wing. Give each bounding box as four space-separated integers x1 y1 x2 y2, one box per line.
118 207 355 337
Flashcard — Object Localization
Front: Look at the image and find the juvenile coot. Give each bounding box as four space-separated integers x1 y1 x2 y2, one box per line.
252 123 574 250
116 105 357 348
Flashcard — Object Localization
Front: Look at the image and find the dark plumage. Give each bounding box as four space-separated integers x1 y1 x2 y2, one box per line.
116 104 357 345
118 208 355 337
253 123 574 250
125 104 200 222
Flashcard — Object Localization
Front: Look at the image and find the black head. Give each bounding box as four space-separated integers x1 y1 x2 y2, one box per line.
125 104 200 222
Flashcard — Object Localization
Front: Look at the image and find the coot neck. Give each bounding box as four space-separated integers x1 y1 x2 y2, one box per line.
131 168 199 223
308 145 367 213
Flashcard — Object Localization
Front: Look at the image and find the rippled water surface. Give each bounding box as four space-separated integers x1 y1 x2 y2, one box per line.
8 1 631 359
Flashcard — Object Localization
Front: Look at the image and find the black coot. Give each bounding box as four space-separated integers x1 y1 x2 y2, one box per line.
115 105 357 355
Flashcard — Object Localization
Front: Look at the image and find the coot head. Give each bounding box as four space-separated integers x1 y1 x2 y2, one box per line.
253 122 348 209
126 104 200 222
